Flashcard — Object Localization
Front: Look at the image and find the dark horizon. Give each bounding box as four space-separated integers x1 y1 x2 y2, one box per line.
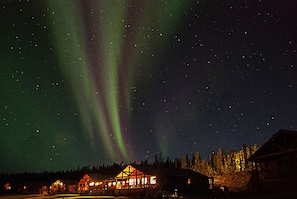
1 142 257 176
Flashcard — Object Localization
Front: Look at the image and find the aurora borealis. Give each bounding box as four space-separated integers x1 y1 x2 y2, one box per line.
1 0 297 173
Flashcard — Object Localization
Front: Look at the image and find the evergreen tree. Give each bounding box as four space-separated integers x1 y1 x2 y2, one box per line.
180 157 187 169
243 144 248 170
227 149 236 173
192 152 201 173
216 148 223 174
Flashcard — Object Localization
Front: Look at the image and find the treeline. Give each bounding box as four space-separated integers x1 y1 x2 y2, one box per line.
179 144 258 176
0 163 124 187
143 144 258 177
1 144 258 186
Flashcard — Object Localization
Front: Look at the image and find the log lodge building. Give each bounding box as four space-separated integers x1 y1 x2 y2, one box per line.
77 164 210 196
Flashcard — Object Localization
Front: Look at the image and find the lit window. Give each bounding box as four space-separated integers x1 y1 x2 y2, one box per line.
187 178 191 184
129 178 136 185
89 182 94 186
150 176 157 184
142 177 148 185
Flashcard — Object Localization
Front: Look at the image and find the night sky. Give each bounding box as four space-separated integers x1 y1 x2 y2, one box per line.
1 0 297 173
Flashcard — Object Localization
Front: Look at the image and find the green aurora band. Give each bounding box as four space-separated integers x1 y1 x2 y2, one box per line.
48 0 195 162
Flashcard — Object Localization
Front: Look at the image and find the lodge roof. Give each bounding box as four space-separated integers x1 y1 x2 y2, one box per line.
83 173 114 181
248 129 297 163
116 164 208 179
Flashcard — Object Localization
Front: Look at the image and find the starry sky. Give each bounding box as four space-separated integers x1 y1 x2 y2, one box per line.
1 0 297 173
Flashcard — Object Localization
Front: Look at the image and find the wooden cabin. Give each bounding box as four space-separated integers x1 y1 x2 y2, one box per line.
114 164 210 196
49 179 66 194
248 129 297 191
115 165 157 189
114 165 158 195
78 173 114 194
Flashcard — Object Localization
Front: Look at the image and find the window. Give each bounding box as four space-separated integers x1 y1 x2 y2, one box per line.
150 176 157 184
187 178 191 184
129 178 136 186
141 177 148 185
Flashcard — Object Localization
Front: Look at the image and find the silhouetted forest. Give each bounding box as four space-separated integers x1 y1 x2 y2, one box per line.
0 144 258 192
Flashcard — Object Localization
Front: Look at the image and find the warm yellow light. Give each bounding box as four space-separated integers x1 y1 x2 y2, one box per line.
4 183 11 190
89 182 95 186
150 176 157 184
141 177 148 184
187 178 191 184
